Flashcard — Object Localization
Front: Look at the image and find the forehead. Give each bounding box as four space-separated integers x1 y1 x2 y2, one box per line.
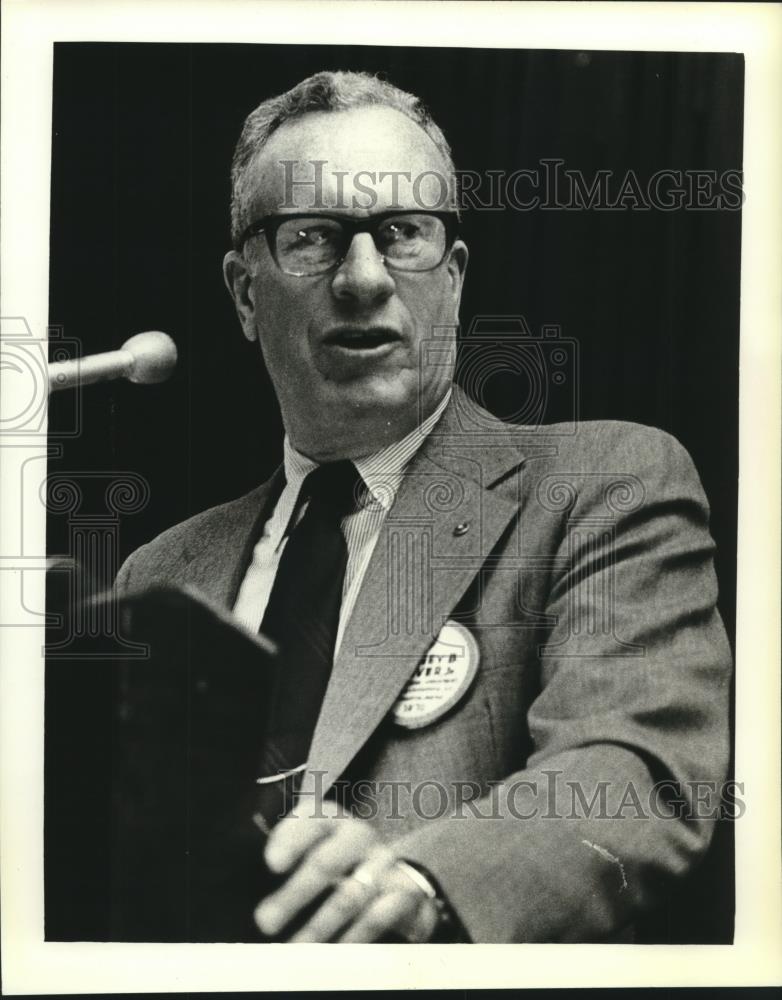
245 105 452 215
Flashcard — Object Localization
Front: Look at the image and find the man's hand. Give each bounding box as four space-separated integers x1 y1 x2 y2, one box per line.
253 799 440 942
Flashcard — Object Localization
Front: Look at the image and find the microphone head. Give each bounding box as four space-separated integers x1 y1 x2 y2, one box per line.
123 331 178 385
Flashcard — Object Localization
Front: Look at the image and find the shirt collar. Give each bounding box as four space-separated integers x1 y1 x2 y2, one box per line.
282 388 451 512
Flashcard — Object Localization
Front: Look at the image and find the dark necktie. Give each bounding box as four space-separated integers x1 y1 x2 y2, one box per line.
259 460 363 780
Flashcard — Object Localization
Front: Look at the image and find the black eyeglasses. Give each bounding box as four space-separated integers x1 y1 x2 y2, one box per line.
236 211 459 276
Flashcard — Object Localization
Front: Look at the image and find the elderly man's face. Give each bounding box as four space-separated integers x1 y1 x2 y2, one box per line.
223 106 468 461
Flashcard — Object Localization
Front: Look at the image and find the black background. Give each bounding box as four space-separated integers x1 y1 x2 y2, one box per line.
46 43 742 943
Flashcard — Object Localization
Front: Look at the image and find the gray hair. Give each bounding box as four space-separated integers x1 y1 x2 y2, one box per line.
229 70 456 247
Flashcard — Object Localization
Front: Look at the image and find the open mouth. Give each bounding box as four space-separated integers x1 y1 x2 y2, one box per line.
323 327 402 351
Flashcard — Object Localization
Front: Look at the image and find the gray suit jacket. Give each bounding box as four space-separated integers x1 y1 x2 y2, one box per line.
116 387 732 942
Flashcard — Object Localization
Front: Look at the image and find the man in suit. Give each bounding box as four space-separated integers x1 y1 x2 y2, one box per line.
116 70 732 943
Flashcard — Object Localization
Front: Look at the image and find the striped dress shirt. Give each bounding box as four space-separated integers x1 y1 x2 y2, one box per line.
232 389 451 654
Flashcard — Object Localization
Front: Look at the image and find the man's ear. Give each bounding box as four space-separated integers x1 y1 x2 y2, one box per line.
222 250 259 343
446 239 469 317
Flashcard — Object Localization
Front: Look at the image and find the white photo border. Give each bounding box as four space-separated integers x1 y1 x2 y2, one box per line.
1 0 780 992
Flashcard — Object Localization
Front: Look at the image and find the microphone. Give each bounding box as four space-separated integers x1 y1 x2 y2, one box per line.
48 331 178 393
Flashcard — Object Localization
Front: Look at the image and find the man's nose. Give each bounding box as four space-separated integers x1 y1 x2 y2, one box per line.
331 233 395 305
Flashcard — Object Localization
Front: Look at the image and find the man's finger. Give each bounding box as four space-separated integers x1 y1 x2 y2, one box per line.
256 823 383 936
256 848 339 936
289 872 376 942
263 798 345 873
337 889 428 943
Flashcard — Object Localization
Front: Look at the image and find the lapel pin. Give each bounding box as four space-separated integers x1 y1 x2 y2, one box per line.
453 521 471 537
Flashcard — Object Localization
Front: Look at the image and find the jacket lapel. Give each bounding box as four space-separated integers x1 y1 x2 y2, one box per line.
178 468 284 610
306 391 532 793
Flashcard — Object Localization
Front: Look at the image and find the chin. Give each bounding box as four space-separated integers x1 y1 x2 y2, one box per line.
341 373 421 418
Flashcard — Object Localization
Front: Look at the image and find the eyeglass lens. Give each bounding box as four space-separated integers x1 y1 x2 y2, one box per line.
273 213 448 275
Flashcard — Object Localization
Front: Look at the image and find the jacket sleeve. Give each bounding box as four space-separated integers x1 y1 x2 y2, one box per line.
394 426 733 942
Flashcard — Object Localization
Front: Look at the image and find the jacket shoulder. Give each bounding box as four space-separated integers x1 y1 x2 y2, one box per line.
115 482 271 592
145 483 268 555
450 390 694 472
546 419 696 464
527 419 708 514
565 421 701 484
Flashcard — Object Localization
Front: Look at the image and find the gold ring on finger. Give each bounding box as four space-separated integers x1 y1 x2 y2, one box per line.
345 862 378 895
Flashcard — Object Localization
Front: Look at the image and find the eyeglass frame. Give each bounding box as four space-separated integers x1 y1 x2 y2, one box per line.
234 210 460 276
